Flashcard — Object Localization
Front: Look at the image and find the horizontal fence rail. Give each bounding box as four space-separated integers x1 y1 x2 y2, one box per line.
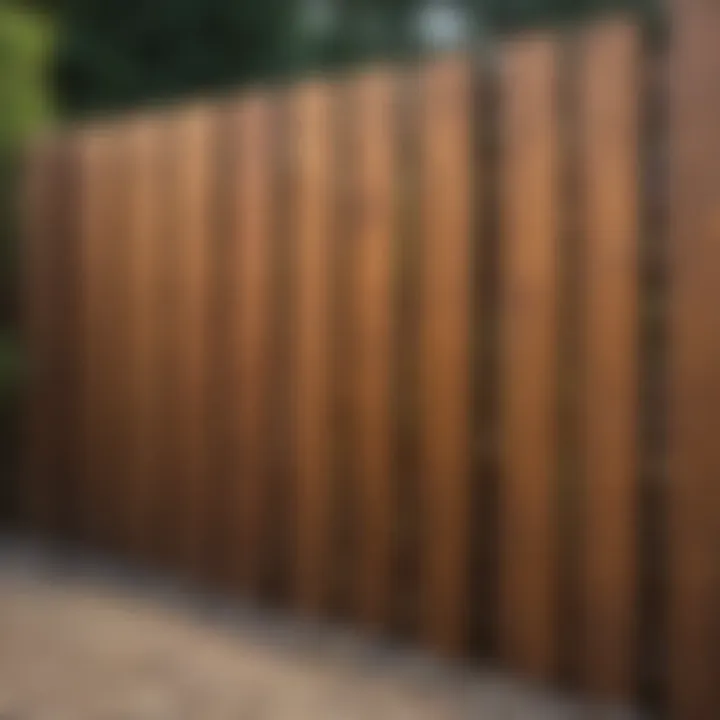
21 12 720 719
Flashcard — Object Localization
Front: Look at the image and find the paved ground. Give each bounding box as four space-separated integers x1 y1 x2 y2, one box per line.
0 537 645 719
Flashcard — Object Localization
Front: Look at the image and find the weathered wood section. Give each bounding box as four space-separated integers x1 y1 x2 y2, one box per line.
417 57 472 655
669 0 720 717
20 16 720 716
289 82 334 614
499 35 559 680
350 71 396 630
578 21 639 699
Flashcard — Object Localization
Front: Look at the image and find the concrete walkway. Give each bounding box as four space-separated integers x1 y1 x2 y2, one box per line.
0 538 644 719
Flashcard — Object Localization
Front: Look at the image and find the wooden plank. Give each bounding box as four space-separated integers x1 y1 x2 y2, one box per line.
228 94 274 593
77 127 119 547
578 20 639 699
103 125 132 555
151 112 181 568
499 35 559 679
669 0 720 717
123 117 161 560
170 106 212 576
350 70 396 630
23 137 82 541
22 137 59 535
103 125 133 555
289 81 333 614
417 57 472 655
44 134 84 542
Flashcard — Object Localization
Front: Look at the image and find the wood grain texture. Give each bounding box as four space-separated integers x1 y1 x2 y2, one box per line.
229 95 274 594
290 82 334 614
350 70 396 631
77 127 121 548
103 125 133 556
417 57 472 655
578 20 639 700
54 136 85 542
499 35 559 680
123 118 161 560
669 0 720 717
169 107 212 576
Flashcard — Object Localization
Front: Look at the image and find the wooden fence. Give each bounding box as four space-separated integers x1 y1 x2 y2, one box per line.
20 6 720 719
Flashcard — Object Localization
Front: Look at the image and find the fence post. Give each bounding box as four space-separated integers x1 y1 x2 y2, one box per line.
669 0 720 717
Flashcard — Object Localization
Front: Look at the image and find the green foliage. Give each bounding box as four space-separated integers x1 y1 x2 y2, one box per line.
0 2 53 152
52 0 302 115
45 0 658 118
0 3 53 431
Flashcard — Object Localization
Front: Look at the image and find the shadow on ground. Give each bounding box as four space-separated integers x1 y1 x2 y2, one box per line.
0 537 646 719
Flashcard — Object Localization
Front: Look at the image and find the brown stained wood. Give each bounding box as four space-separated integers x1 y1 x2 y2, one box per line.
23 138 83 541
350 71 396 631
229 95 273 594
99 127 133 555
103 127 134 556
290 82 333 614
170 107 212 576
22 138 59 535
76 128 120 548
54 135 85 542
123 118 161 560
578 21 639 700
151 113 181 568
499 36 559 680
417 57 472 655
669 0 720 717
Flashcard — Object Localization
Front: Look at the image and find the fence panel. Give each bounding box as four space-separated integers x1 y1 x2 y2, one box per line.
20 14 720 718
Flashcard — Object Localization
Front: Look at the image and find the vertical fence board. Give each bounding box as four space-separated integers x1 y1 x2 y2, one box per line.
290 82 333 613
669 1 720 717
77 129 119 547
22 139 58 534
578 21 639 699
103 130 131 553
171 108 212 575
124 119 161 559
106 128 134 555
418 58 472 655
500 36 559 679
54 137 84 541
153 114 180 567
229 95 273 593
350 71 396 630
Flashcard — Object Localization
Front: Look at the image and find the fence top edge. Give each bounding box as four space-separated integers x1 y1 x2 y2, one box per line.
24 10 646 148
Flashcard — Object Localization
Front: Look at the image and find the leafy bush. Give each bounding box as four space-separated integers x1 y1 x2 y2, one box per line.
0 3 53 515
